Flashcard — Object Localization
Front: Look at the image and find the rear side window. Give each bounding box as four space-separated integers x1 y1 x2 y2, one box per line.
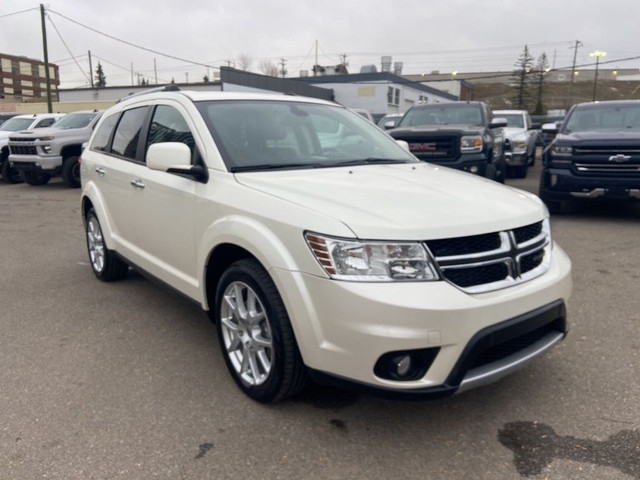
146 105 195 159
111 107 148 160
91 114 119 152
34 118 56 128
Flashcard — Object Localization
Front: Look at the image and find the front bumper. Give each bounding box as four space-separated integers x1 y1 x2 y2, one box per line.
505 151 527 166
541 166 640 201
9 154 62 173
272 243 572 397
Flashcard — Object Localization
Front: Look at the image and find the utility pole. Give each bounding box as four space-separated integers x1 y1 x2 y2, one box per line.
154 58 158 85
40 4 52 113
568 40 582 108
314 40 318 76
130 63 134 86
88 50 94 88
279 58 287 78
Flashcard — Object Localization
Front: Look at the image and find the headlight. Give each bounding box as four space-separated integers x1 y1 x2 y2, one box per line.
305 233 439 282
513 141 528 151
551 144 572 156
460 135 483 153
37 136 55 141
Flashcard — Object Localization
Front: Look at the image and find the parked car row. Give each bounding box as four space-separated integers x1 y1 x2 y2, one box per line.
0 110 102 187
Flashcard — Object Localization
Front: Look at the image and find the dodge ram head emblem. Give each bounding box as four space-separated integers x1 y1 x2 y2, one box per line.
609 154 632 163
410 142 437 152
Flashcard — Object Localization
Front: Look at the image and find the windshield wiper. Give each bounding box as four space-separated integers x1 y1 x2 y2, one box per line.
230 162 326 172
327 158 415 167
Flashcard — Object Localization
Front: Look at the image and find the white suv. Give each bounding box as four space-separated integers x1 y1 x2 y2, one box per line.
81 87 572 402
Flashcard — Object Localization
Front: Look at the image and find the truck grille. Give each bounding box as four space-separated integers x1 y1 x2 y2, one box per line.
406 137 458 162
10 145 37 155
572 144 640 177
425 220 551 293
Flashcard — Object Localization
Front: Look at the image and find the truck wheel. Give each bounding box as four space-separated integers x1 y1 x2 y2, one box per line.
1 160 23 184
85 208 129 281
214 259 307 402
538 173 562 214
62 156 81 188
19 170 51 186
513 164 528 179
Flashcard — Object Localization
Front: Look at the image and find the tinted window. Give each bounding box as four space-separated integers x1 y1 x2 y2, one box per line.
91 113 119 152
34 118 56 128
400 105 484 127
52 112 99 129
564 104 640 133
146 106 195 159
501 114 525 128
111 107 148 160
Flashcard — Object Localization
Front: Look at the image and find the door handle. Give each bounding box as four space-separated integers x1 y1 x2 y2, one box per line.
130 179 145 189
95 167 106 176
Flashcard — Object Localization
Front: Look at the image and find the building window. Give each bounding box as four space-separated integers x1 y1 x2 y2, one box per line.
388 86 400 106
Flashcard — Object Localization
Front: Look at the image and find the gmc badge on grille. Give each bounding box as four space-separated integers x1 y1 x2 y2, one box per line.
410 143 437 152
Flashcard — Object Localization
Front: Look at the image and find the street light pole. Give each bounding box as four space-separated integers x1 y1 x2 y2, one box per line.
590 51 607 102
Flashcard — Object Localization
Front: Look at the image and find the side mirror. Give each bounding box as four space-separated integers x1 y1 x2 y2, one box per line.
396 140 410 152
147 142 207 181
541 122 559 134
384 121 396 130
490 118 507 129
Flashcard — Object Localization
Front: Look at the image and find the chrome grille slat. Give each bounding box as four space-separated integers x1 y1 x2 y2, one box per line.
425 220 551 294
574 162 640 173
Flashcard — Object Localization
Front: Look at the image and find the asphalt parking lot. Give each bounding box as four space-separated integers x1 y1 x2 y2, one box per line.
1 161 639 479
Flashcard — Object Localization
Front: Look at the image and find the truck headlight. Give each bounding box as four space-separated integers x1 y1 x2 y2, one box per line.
513 140 528 151
551 144 572 156
305 233 439 282
461 135 483 153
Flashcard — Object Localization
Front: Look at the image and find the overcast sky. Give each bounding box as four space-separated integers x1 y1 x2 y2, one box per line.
1 0 639 89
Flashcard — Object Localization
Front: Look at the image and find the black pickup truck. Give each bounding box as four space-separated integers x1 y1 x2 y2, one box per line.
539 100 640 213
388 101 507 182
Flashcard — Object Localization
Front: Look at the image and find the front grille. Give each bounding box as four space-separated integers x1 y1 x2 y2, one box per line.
10 137 36 143
425 220 551 293
406 137 458 161
574 162 640 175
468 322 558 370
9 145 37 155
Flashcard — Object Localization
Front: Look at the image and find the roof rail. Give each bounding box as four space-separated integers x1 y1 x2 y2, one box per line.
117 85 180 103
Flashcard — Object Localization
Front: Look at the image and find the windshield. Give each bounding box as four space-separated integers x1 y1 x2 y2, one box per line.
563 105 640 133
500 114 525 128
0 117 34 131
399 104 485 127
196 100 416 172
52 112 98 129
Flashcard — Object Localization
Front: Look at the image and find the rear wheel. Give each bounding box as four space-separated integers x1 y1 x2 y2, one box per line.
85 208 129 281
19 170 51 186
62 156 81 188
215 259 307 402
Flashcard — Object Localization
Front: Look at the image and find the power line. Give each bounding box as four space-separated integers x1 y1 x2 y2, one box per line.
46 14 91 85
0 7 38 20
46 8 218 71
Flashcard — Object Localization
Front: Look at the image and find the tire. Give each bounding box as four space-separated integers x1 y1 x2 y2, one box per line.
19 170 51 186
538 172 562 214
85 208 129 281
528 148 536 167
1 159 23 184
214 259 307 402
62 156 81 188
512 164 528 179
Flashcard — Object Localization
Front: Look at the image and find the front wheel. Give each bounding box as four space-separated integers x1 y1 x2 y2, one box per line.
215 259 307 402
1 160 22 184
538 172 562 214
62 156 81 188
85 208 129 281
19 170 51 186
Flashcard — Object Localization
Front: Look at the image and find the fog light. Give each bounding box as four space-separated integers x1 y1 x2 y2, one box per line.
395 355 412 377
470 166 478 173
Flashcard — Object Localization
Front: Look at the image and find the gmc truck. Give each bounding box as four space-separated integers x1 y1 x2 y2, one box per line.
388 101 508 182
8 110 103 187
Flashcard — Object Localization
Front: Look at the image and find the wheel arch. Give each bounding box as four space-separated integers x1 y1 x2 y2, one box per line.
61 143 83 160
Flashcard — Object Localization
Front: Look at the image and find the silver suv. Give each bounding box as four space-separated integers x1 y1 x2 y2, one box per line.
81 87 571 402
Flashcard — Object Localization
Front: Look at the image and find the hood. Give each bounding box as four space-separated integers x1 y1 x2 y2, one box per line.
556 131 640 143
503 127 527 138
8 126 86 139
390 125 485 137
235 163 545 240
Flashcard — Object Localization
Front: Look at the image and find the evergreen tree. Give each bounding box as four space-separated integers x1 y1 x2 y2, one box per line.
511 46 534 109
533 53 550 115
94 62 107 88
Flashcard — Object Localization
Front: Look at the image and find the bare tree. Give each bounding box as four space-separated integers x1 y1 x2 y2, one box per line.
237 53 253 71
259 59 279 77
